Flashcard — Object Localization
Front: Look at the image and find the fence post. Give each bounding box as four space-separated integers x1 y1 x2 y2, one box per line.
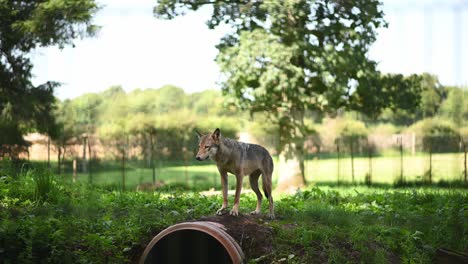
397 135 404 182
336 139 341 184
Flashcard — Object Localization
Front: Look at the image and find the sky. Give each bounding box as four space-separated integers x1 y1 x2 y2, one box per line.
31 0 468 100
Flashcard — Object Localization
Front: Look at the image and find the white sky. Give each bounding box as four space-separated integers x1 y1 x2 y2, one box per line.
31 0 468 100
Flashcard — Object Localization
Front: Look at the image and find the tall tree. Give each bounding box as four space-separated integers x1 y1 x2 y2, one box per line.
154 0 421 191
0 0 99 156
73 93 102 172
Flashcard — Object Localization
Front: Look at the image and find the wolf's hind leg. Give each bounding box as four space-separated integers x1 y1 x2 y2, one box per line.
249 169 262 215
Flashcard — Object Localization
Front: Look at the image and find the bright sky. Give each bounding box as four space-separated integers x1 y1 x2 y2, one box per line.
31 0 468 100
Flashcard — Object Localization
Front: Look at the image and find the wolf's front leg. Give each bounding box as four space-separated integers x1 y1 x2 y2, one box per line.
216 171 228 215
230 173 243 216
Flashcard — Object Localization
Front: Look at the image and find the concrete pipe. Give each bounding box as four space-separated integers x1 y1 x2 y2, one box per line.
140 221 245 264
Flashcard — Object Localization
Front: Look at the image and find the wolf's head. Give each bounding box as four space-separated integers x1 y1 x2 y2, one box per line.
195 128 221 161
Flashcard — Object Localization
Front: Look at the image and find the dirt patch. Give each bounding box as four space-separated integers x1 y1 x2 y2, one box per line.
197 214 274 261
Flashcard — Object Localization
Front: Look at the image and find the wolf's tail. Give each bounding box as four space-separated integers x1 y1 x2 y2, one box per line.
262 155 274 199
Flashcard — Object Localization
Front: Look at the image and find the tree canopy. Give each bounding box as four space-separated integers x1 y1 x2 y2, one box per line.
0 0 99 156
154 0 423 190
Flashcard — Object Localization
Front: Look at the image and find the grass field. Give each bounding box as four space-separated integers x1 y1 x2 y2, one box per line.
59 153 466 190
304 153 465 184
1 165 466 263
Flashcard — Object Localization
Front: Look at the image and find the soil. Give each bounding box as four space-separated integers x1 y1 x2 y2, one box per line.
197 213 274 261
132 214 274 264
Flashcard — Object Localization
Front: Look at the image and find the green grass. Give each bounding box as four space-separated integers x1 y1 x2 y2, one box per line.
305 153 465 184
1 165 466 263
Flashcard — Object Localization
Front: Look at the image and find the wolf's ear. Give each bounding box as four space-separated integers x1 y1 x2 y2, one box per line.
212 128 221 142
195 130 202 139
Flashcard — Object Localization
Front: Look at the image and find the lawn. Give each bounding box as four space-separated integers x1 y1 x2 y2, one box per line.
0 164 467 263
304 153 465 184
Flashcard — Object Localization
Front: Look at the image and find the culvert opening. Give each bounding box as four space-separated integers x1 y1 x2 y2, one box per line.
140 222 244 264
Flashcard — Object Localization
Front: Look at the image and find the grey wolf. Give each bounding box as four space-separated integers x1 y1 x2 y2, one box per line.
196 128 275 219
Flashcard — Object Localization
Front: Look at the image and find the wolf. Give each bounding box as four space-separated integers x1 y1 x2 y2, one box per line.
196 128 275 219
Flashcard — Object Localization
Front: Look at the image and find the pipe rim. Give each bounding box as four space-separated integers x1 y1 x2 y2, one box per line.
140 221 244 264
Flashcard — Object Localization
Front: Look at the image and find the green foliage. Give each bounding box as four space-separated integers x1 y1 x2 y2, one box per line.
273 187 467 263
419 74 446 118
0 161 466 263
378 73 447 125
441 86 467 127
0 164 218 263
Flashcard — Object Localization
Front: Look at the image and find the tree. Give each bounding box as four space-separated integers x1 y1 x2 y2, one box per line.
0 0 99 155
419 73 446 118
72 93 102 173
50 100 76 174
337 119 368 183
155 0 422 191
441 86 465 127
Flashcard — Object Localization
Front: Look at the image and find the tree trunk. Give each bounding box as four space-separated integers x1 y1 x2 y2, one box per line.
62 147 66 172
275 108 306 193
276 140 306 193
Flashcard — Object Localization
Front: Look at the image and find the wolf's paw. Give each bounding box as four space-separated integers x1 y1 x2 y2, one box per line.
216 207 227 215
250 210 261 215
268 213 275 220
229 208 239 217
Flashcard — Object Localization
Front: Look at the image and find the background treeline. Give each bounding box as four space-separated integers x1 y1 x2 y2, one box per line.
47 73 467 161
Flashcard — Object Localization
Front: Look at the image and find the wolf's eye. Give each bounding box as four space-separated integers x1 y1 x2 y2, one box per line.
205 146 211 149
